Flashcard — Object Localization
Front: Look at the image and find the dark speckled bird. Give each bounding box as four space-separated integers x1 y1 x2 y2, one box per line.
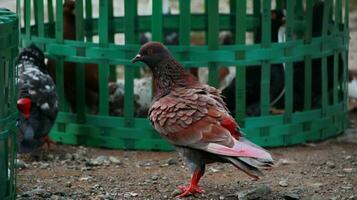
132 42 273 198
17 44 58 153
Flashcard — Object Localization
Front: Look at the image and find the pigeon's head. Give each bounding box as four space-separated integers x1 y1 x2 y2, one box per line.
131 42 171 69
17 44 46 69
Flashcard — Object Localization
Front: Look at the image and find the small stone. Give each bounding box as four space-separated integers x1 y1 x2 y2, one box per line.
343 168 353 173
341 186 353 190
129 192 138 197
345 155 352 160
171 189 182 197
284 187 304 200
279 180 288 187
209 167 221 173
65 153 73 160
39 162 49 169
219 195 225 200
23 187 47 197
284 193 300 200
65 181 72 187
79 176 92 181
16 159 29 169
309 182 324 187
277 159 296 166
326 161 336 169
109 156 121 165
151 175 159 181
167 158 177 165
237 184 272 200
89 156 109 166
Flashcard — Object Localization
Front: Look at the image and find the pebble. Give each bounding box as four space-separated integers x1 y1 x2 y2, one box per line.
284 187 304 200
326 161 336 169
171 189 182 197
39 162 50 169
109 156 121 165
237 184 272 200
89 156 110 166
167 158 177 165
22 187 47 197
151 175 159 181
343 168 353 173
79 176 92 181
279 180 289 187
65 181 72 187
16 159 29 169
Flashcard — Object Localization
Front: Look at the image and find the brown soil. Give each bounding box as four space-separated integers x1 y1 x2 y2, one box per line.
16 116 357 200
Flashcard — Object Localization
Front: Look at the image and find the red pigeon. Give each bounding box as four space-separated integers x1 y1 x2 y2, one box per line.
132 42 273 198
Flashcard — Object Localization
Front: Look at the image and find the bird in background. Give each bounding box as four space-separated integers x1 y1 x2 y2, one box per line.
132 42 273 198
16 44 58 153
46 0 99 113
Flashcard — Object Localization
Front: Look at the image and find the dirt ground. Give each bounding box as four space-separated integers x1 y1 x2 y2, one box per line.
16 112 357 200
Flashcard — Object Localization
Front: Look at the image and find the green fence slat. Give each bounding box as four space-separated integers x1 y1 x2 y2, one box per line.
276 0 285 10
53 0 67 111
152 0 163 41
284 0 295 123
124 0 136 127
47 0 54 37
0 8 18 200
303 0 313 110
108 0 116 81
85 0 93 42
260 0 271 116
235 0 247 126
207 0 219 88
253 0 260 41
24 0 31 41
179 0 190 46
321 0 332 116
34 0 45 37
75 0 86 123
98 0 110 115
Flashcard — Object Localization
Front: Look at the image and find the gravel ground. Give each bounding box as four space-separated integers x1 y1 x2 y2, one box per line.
16 119 357 200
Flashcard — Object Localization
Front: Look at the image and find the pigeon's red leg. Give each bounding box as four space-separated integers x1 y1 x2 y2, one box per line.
42 135 56 149
177 169 205 198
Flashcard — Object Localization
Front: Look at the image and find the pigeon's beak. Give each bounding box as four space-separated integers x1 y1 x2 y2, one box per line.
131 54 142 63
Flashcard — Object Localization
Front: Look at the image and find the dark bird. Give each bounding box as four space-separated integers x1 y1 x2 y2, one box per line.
221 10 285 116
47 0 99 113
132 42 273 198
17 44 58 153
282 0 344 111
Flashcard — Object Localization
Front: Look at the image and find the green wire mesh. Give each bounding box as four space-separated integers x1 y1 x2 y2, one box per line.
18 0 349 150
0 8 18 200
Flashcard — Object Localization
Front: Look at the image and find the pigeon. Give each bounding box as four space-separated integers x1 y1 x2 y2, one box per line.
16 44 58 153
109 76 152 117
132 42 273 198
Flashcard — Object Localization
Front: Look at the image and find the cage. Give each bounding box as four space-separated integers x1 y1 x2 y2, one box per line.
0 8 18 200
17 0 350 150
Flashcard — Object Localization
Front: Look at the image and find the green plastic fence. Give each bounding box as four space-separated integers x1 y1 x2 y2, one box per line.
18 0 349 150
0 8 18 200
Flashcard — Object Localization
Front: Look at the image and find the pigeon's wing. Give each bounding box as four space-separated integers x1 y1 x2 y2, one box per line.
149 86 271 160
18 66 58 120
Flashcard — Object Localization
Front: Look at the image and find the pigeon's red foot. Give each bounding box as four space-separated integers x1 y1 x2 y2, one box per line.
41 135 56 149
176 185 205 198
